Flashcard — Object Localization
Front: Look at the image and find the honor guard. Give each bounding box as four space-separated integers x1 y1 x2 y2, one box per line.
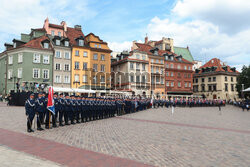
34 92 45 131
25 93 35 132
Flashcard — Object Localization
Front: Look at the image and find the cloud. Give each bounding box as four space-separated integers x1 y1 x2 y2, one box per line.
172 0 250 33
108 41 132 52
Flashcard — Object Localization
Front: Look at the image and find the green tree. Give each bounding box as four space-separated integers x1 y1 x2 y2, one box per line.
236 65 250 98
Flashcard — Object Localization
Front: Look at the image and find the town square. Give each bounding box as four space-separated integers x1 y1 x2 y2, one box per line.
0 0 250 166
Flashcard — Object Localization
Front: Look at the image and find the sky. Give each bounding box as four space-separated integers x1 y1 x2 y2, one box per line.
0 0 250 71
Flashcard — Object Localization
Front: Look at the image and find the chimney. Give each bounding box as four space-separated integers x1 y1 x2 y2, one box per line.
145 36 148 44
43 17 49 33
61 21 67 32
74 25 82 30
131 40 137 51
187 45 189 50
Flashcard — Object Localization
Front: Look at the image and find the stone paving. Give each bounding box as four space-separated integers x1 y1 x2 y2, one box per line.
0 103 250 167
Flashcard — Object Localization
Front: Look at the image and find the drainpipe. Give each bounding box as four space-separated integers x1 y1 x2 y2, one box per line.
5 52 8 95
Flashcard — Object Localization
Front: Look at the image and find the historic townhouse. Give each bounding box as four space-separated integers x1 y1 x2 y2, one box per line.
193 58 239 100
0 35 53 94
164 53 193 96
111 50 150 96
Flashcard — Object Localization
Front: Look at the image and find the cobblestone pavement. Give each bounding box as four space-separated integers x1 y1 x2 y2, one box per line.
0 103 250 167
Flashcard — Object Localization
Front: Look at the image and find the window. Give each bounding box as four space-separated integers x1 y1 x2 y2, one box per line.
161 77 164 84
184 66 187 70
166 64 169 68
189 83 191 87
156 59 159 64
151 66 154 73
213 85 217 91
93 54 98 60
178 72 181 77
177 65 181 69
65 41 69 47
79 40 84 46
231 84 234 91
55 64 61 70
225 76 228 81
64 76 70 83
170 56 174 61
93 64 98 72
33 54 40 63
142 76 146 83
166 82 169 86
151 59 154 63
160 59 164 64
58 32 61 37
13 42 16 48
43 55 49 64
136 63 140 70
178 82 181 87
166 72 169 76
83 75 88 83
99 45 101 48
208 77 211 82
56 40 60 45
42 69 49 79
202 85 205 91
142 55 146 60
74 74 79 82
142 64 146 71
136 54 140 59
231 77 234 82
101 54 105 60
170 64 173 68
55 51 61 58
75 62 79 70
136 76 140 83
55 75 61 83
195 78 198 83
101 65 105 72
83 62 88 70
8 69 13 79
225 83 228 91
156 77 160 83
83 51 88 57
75 50 79 56
94 44 98 48
17 68 22 78
93 76 97 83
171 72 174 77
130 75 134 82
101 76 105 83
44 43 49 49
18 53 23 63
171 82 174 87
156 67 159 73
188 74 191 78
64 52 70 59
202 78 205 82
209 85 212 91
185 82 188 88
51 30 55 36
130 62 134 69
33 69 40 78
188 66 191 70
8 55 13 64
64 64 70 71
213 77 216 82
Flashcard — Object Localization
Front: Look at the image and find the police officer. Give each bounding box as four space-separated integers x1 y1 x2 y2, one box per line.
52 93 59 127
58 93 65 126
64 94 71 125
34 92 44 131
25 93 36 132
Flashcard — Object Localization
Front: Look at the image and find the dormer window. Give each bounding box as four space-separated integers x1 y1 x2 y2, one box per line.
13 42 16 48
170 56 174 60
58 32 61 37
56 40 60 45
51 30 55 36
79 40 84 46
154 50 158 55
178 57 182 61
65 41 69 47
44 43 49 49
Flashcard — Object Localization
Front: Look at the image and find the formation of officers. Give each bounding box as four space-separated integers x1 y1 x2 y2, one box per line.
25 92 151 133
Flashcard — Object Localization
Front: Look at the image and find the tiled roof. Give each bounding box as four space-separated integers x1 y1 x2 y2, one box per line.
174 46 194 62
22 35 52 50
199 58 239 73
49 23 63 29
32 28 46 31
65 27 84 46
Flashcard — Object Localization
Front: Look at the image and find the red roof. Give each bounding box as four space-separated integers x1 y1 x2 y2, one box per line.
65 27 84 46
22 35 52 50
199 58 238 73
49 23 63 29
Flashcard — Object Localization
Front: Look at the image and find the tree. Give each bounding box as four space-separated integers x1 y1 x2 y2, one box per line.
236 65 250 98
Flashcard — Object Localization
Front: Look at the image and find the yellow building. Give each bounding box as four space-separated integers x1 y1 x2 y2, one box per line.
69 31 112 90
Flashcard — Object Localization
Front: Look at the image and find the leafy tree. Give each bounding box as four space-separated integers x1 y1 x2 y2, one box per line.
236 65 250 98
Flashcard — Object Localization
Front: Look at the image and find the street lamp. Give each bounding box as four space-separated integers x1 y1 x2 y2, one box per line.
242 84 244 99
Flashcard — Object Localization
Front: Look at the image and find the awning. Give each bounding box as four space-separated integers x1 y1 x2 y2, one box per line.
243 87 250 92
52 87 96 93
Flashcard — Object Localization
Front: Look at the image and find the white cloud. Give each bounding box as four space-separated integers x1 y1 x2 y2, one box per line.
108 41 132 52
172 0 250 33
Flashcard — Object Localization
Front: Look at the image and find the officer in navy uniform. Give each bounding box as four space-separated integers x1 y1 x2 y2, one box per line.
80 97 86 122
70 95 76 124
58 93 65 126
34 92 44 131
75 96 81 123
25 93 36 132
52 93 59 127
64 94 71 125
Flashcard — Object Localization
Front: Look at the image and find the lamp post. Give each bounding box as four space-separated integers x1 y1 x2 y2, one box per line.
242 84 244 99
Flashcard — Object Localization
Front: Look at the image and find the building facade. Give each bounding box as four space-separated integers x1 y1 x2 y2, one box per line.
193 58 239 100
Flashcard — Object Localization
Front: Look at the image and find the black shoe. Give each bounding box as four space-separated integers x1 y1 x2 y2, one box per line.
27 129 32 133
59 123 64 126
37 127 44 131
81 120 85 123
30 129 34 132
45 126 49 129
65 123 70 126
77 121 80 124
71 122 75 125
53 125 57 128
